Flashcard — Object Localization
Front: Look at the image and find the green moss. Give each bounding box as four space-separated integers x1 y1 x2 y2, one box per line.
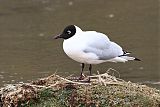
26 88 65 107
26 84 160 107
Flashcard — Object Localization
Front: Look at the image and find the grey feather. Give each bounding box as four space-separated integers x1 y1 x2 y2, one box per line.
83 41 123 60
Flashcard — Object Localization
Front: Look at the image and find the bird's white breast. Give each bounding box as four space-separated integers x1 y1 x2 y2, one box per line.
63 36 94 64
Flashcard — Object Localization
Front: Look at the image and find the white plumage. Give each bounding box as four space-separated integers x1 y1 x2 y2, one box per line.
63 26 135 64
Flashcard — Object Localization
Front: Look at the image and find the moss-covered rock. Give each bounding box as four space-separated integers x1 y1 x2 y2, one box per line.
0 73 160 107
29 84 159 107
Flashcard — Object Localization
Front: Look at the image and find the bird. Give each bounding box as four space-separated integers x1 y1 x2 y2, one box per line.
54 25 140 81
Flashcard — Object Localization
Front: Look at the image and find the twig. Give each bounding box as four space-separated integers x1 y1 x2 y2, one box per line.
55 75 91 85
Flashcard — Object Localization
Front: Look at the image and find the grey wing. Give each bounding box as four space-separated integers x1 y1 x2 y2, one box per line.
83 41 123 60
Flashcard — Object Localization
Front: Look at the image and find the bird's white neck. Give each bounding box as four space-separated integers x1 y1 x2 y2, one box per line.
75 25 83 33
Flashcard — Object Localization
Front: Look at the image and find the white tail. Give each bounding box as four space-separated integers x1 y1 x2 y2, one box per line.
120 56 136 61
107 56 140 63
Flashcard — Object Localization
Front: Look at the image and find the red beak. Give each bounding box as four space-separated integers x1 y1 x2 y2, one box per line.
54 34 61 39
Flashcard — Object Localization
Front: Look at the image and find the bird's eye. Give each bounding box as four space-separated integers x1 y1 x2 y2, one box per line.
67 30 71 34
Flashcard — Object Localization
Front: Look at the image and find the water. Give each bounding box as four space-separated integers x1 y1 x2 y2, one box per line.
0 0 159 88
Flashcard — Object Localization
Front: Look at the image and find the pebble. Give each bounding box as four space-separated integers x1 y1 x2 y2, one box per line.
68 1 73 6
108 14 114 18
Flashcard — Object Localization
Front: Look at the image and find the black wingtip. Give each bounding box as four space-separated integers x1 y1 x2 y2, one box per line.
134 58 141 61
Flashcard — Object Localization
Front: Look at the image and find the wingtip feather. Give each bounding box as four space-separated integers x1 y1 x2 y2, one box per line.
134 58 141 61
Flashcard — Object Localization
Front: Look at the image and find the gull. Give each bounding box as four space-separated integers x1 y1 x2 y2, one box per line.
54 25 140 81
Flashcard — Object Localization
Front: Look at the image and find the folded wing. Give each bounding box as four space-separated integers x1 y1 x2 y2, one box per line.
82 31 123 60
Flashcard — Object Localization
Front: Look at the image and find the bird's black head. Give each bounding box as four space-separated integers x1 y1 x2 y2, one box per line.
54 25 76 39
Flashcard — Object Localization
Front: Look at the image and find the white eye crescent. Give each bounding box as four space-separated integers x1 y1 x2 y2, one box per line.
67 30 71 34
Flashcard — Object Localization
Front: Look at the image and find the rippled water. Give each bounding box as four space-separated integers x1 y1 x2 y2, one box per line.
0 0 159 88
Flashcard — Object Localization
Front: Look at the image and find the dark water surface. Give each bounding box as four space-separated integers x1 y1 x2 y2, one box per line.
0 0 159 88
